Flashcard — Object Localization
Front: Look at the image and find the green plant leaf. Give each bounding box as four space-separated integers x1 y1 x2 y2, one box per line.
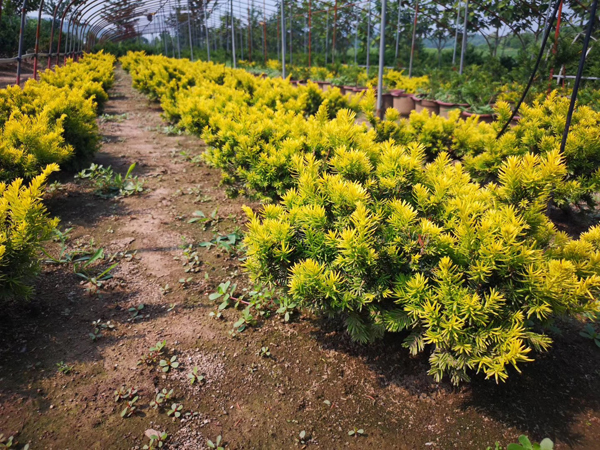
125 163 137 179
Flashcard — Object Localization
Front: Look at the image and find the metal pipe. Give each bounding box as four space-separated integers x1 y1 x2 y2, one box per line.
452 1 460 64
66 12 78 63
164 12 169 54
16 0 28 85
33 0 45 80
205 0 211 60
238 4 244 61
459 0 469 75
177 21 181 58
308 0 312 67
394 0 401 61
69 21 77 61
231 0 236 67
56 0 80 67
332 0 338 63
354 15 358 64
281 0 286 78
376 0 387 117
547 0 563 92
49 0 67 69
263 0 267 63
560 0 598 153
325 7 329 64
366 0 371 73
248 4 252 61
188 0 194 60
408 0 418 77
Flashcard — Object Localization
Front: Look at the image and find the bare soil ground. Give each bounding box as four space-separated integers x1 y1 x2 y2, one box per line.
1 67 600 449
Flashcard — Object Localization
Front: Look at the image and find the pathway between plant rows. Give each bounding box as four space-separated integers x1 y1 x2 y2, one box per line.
1 66 600 449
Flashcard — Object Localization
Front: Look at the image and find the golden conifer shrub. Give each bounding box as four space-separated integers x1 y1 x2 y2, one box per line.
367 92 600 209
244 144 600 384
0 164 60 302
0 52 114 181
122 52 363 199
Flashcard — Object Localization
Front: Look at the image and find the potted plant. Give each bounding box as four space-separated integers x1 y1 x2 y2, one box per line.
413 92 439 115
330 77 346 95
458 73 500 123
435 90 468 119
391 90 415 116
413 78 440 115
420 96 440 115
461 104 497 123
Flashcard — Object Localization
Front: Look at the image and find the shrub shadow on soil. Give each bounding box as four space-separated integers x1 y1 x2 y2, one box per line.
0 264 171 394
310 316 600 446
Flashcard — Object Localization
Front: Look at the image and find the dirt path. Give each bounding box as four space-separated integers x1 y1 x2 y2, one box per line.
1 67 600 449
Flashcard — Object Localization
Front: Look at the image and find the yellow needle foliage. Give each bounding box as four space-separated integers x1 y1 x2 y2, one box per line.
0 164 60 302
124 52 600 384
0 52 114 302
0 51 115 181
245 146 600 384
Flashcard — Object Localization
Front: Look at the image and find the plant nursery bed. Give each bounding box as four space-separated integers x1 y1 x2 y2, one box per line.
1 67 600 450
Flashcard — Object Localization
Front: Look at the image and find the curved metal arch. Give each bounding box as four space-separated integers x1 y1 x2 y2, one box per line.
83 0 170 49
74 0 112 52
56 0 83 66
66 0 112 59
33 0 45 78
85 0 169 50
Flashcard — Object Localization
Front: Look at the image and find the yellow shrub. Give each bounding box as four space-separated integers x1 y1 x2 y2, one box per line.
0 164 60 301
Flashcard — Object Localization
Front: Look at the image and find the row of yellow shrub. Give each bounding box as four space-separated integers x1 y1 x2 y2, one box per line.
121 52 364 199
0 52 115 303
0 51 115 182
238 59 429 93
123 52 600 384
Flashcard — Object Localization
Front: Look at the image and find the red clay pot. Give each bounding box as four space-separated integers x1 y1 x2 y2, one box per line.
393 92 415 116
436 100 468 119
461 110 496 124
415 97 439 115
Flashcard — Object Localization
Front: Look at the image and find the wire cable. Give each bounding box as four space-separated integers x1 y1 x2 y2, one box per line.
560 0 599 153
496 0 562 139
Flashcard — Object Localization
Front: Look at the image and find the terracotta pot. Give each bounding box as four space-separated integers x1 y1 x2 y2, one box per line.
436 101 468 119
415 97 439 115
412 95 424 112
344 85 355 97
321 82 331 92
352 86 368 98
381 93 394 112
461 110 496 124
393 92 415 116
